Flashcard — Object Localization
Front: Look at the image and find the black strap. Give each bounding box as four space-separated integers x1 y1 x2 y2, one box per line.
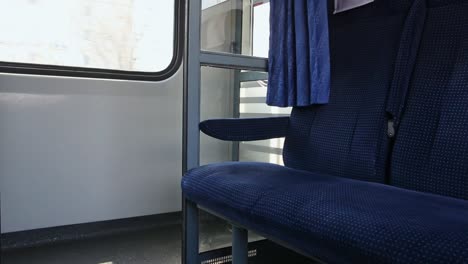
386 0 427 138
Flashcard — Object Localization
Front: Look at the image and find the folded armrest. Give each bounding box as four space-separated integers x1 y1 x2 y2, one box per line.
199 117 289 141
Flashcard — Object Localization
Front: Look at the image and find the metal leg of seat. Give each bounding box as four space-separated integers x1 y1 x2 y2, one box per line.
232 225 248 264
184 199 199 264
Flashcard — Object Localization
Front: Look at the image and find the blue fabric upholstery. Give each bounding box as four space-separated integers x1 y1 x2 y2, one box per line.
283 1 412 182
183 0 468 263
386 0 427 131
391 0 468 200
267 0 330 107
199 117 289 141
183 162 468 264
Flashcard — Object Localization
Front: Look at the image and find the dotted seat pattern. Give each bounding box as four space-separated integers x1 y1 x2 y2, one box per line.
182 162 468 264
282 1 411 183
182 0 468 263
391 1 468 200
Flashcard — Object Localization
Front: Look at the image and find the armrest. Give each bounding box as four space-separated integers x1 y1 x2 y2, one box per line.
199 117 289 141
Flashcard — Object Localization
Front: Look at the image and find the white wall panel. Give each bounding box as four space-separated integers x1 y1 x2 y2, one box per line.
0 70 183 233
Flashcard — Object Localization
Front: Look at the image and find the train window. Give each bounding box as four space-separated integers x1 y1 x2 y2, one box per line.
201 0 269 57
0 0 184 80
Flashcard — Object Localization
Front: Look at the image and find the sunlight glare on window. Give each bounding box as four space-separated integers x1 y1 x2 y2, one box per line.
0 0 175 72
253 2 270 57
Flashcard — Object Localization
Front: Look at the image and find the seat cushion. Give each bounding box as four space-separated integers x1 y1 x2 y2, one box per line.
182 162 468 264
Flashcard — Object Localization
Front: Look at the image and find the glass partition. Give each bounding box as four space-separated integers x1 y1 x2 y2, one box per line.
200 66 290 165
201 0 270 57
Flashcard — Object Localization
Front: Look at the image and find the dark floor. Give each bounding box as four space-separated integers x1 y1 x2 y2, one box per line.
2 220 262 264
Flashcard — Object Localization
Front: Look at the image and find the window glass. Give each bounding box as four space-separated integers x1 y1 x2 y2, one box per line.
252 2 269 57
201 0 270 57
0 0 175 72
200 66 290 165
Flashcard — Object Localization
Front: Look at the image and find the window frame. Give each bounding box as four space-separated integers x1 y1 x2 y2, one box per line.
0 0 185 81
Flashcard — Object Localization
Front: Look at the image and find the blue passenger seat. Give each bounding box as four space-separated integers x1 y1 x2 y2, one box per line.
390 0 468 200
282 0 413 182
182 0 468 263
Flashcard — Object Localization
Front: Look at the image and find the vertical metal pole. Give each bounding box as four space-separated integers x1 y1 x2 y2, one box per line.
232 70 241 162
183 0 202 263
185 200 199 264
232 225 248 264
231 0 244 162
183 0 202 173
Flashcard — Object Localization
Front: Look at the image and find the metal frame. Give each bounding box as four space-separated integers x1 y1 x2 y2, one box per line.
182 0 268 263
231 0 243 162
199 51 267 71
184 201 251 264
201 207 326 264
182 0 202 261
181 1 320 261
0 0 185 82
232 226 249 264
184 200 200 264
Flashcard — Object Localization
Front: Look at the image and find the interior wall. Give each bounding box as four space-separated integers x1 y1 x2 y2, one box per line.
0 0 249 234
0 69 183 233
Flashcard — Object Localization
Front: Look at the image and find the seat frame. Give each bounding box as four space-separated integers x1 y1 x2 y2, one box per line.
183 197 326 264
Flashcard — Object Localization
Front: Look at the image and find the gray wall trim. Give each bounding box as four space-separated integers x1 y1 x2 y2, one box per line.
1 212 181 251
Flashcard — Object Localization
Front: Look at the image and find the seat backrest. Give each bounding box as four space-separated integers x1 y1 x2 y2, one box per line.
283 0 414 182
390 0 468 200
